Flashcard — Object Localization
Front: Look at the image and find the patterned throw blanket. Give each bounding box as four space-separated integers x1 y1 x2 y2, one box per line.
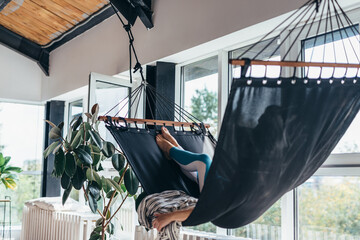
137 190 198 240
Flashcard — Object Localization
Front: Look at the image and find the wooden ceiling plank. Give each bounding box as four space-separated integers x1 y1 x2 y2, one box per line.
3 10 61 38
22 0 73 32
29 0 89 25
58 0 100 15
28 0 77 24
0 19 49 44
0 9 63 42
71 0 107 12
0 0 112 45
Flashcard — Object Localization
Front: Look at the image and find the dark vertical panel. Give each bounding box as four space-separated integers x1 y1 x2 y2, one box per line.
146 65 156 120
145 62 176 120
41 101 64 197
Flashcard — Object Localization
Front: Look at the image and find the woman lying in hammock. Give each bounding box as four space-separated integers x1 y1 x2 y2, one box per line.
151 127 212 232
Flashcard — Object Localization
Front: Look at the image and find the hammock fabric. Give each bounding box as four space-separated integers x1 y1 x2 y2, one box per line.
106 121 216 198
106 78 360 228
104 0 360 229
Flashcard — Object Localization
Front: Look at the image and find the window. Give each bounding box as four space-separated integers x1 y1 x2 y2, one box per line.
181 56 219 136
298 176 360 240
302 25 360 79
68 99 83 121
94 80 131 140
295 25 360 240
303 25 360 154
231 37 281 79
67 99 83 201
180 56 219 233
178 17 360 240
233 200 282 239
0 102 44 225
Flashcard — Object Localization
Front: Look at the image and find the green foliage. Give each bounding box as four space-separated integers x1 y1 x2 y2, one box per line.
190 88 218 123
185 222 217 233
299 177 360 236
0 159 40 225
234 177 360 239
190 88 218 135
124 169 139 195
44 104 139 240
0 153 22 190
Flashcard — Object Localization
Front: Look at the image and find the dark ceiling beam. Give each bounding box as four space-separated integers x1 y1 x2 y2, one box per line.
44 5 116 52
0 25 49 76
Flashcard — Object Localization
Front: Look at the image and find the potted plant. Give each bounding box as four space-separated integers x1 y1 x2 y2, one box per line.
0 153 22 190
44 104 140 240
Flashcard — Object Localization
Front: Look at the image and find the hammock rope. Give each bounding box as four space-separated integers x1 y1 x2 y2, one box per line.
231 0 360 80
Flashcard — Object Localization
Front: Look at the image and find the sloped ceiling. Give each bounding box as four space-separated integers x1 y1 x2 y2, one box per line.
0 0 109 45
0 0 153 76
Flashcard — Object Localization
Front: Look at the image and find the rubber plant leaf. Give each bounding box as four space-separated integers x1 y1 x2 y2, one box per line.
112 154 125 171
71 166 86 190
74 148 93 165
49 126 62 140
124 168 139 195
102 142 115 158
88 130 103 149
61 172 71 189
43 141 60 158
54 149 65 177
65 153 76 177
62 184 72 205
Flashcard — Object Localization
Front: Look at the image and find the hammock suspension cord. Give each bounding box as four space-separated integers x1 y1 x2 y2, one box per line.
230 0 360 80
103 3 208 130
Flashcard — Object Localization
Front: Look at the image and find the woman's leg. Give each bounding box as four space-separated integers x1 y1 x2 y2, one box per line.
169 147 212 192
157 127 212 192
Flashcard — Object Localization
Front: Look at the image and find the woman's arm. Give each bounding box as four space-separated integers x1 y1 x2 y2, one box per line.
152 207 194 231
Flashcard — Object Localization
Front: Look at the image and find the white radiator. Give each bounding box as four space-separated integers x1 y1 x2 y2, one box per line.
134 226 247 240
21 198 98 240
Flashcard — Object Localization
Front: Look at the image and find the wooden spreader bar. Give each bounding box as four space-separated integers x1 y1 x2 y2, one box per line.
229 59 360 68
98 116 211 129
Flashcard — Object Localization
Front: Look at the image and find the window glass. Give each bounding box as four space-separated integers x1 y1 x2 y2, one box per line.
182 56 218 232
302 25 359 79
95 80 130 143
298 176 360 240
303 25 360 154
233 199 281 239
68 99 83 121
182 56 218 136
332 112 360 153
0 102 44 225
231 37 281 79
68 99 83 201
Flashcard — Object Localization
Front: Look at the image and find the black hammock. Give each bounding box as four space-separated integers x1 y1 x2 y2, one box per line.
103 0 360 228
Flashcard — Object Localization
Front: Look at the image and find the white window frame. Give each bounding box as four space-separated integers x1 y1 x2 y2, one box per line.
63 97 86 203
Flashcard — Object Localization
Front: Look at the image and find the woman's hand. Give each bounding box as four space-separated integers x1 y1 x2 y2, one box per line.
152 212 175 232
152 207 194 232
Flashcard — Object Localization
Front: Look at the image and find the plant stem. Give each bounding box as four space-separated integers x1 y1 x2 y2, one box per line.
104 193 129 228
103 163 129 216
83 124 86 145
102 218 105 240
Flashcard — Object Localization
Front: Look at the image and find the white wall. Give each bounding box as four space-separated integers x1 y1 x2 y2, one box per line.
0 44 43 102
43 0 307 101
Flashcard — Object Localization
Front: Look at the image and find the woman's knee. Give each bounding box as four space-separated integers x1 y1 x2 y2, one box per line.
198 154 212 168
